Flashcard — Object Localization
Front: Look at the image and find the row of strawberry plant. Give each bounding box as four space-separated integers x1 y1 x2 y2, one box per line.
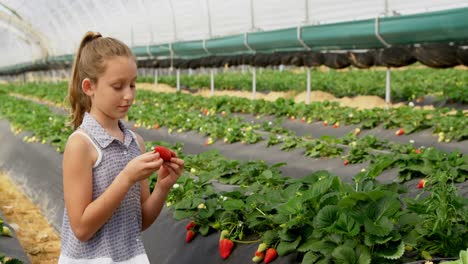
0 91 71 152
145 141 467 263
4 86 467 185
265 130 467 183
3 82 467 141
137 67 468 103
5 86 467 185
0 90 466 263
1 204 25 263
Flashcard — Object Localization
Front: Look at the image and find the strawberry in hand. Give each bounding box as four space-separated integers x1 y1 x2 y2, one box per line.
154 146 174 162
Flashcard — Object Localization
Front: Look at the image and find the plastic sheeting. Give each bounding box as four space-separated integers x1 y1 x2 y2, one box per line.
1 0 468 67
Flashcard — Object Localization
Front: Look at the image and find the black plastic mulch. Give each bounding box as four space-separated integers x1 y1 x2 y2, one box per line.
0 114 467 263
0 210 30 263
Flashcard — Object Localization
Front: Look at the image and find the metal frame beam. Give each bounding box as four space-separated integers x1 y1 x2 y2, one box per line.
0 10 50 57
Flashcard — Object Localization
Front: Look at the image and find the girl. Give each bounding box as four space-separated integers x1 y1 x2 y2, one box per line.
59 31 184 263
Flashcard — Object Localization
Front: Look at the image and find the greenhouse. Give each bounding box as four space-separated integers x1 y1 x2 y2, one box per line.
0 0 467 263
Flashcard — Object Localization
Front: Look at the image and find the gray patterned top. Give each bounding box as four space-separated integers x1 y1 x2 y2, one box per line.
59 112 148 263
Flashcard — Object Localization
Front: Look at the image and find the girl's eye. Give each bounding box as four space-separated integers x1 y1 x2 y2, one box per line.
130 84 136 89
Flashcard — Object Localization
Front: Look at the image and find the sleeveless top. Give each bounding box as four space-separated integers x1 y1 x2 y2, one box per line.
59 112 149 264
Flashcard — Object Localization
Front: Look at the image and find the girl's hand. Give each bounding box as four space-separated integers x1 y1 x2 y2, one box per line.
122 151 163 185
155 154 184 194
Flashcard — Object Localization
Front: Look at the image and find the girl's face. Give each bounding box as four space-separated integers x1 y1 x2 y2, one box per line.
89 56 137 121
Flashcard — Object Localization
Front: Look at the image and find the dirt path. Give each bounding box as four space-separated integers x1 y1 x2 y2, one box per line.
138 83 411 110
0 172 60 264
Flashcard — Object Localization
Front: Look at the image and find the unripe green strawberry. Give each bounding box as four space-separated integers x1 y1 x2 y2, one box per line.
2 226 12 237
252 255 263 262
257 243 268 252
220 230 229 240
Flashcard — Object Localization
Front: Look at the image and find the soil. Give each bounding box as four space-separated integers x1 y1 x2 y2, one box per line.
0 172 60 264
138 83 412 110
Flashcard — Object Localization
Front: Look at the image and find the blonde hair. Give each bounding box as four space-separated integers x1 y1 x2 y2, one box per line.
68 31 135 129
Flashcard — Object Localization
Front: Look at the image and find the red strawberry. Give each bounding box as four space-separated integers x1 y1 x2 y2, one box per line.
415 149 421 154
153 124 160 129
154 146 173 162
395 128 405 136
219 239 234 259
186 221 195 230
264 248 278 264
252 250 265 262
343 160 349 166
417 179 426 189
185 230 195 243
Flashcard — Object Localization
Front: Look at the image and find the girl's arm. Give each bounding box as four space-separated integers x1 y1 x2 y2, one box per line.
136 134 184 231
63 133 161 241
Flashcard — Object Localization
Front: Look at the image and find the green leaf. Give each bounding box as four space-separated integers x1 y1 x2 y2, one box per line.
261 169 273 179
223 199 245 211
364 234 393 246
277 236 301 256
276 197 303 215
5 259 25 264
314 205 340 230
335 214 360 237
375 240 405 260
174 198 194 210
301 251 320 264
398 212 421 226
199 225 210 236
261 230 278 246
367 155 397 178
364 216 393 237
283 182 303 198
173 209 195 220
298 240 336 255
375 195 401 219
198 206 215 218
297 238 322 252
356 245 371 264
332 245 356 264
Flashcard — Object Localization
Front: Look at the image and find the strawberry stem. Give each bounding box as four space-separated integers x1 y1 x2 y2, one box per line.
231 238 262 244
255 207 266 216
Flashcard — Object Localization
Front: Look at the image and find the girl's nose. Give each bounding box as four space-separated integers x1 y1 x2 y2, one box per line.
123 87 135 100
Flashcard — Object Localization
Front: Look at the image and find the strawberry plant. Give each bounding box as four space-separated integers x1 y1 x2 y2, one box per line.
136 66 468 103
0 254 24 264
405 171 468 258
6 82 468 141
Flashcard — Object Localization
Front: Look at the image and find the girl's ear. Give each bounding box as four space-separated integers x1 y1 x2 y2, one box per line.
82 78 95 96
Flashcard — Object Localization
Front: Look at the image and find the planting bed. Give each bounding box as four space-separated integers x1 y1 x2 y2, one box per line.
0 84 466 263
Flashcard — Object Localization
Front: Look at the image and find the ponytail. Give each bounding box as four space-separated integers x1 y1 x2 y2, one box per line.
67 31 135 129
